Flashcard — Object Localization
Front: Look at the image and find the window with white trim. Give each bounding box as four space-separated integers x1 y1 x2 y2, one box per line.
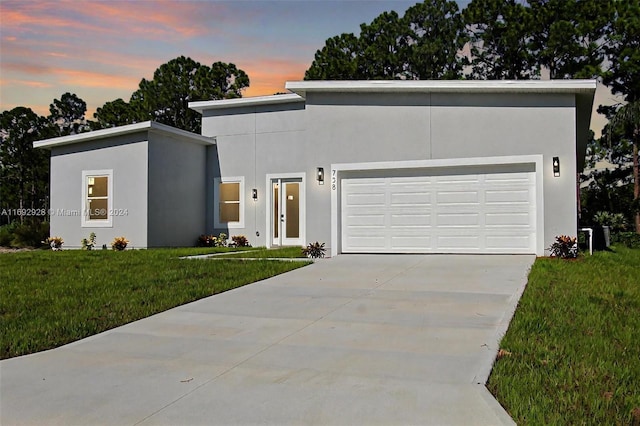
214 177 244 228
81 170 113 227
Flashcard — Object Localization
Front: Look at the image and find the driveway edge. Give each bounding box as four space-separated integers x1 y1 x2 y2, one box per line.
472 256 534 423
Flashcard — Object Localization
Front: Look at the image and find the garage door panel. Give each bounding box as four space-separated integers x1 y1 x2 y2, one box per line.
483 205 533 214
437 235 481 249
346 214 385 226
436 213 480 226
390 213 432 227
345 187 385 196
390 236 433 249
484 173 532 182
345 178 385 187
485 212 531 226
341 168 536 254
485 189 531 203
391 226 432 233
485 235 533 249
435 175 480 184
345 236 386 250
345 193 385 206
391 192 432 205
437 204 485 215
436 191 480 204
390 176 431 184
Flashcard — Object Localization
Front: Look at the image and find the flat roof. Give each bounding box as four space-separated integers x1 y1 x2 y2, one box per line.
33 121 215 149
286 79 597 97
189 93 304 113
187 80 597 112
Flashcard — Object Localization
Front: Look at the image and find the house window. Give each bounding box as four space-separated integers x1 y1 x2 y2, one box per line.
82 170 113 227
214 177 244 228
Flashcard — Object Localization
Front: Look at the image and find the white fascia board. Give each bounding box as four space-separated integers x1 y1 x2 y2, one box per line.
286 79 597 97
189 93 304 113
34 121 153 149
147 122 215 145
33 121 215 149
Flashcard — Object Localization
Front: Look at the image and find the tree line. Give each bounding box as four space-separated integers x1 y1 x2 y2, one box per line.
0 57 248 245
305 0 638 235
1 0 639 246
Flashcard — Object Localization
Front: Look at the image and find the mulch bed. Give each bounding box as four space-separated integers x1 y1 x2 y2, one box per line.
0 247 35 253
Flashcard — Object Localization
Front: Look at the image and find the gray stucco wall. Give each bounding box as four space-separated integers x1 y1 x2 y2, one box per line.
49 134 148 249
428 93 577 252
147 133 207 247
203 102 307 247
201 91 580 254
305 92 432 163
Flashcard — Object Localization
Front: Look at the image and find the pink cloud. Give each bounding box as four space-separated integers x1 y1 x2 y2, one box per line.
240 58 308 96
0 5 97 36
84 1 216 38
0 79 54 89
3 62 52 75
1 36 74 53
45 52 69 58
56 69 138 89
0 1 316 116
0 1 225 40
1 35 158 90
2 62 137 90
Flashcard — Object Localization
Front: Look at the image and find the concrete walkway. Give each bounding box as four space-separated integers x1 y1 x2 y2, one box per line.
1 254 534 425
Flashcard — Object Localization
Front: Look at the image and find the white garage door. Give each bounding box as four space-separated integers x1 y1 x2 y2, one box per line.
341 169 536 254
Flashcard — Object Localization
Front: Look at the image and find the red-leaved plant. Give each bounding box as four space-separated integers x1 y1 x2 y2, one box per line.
549 235 577 259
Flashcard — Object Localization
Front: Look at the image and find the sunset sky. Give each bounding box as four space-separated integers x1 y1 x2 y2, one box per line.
0 0 619 134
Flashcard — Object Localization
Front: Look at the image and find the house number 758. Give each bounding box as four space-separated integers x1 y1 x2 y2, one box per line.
331 170 337 190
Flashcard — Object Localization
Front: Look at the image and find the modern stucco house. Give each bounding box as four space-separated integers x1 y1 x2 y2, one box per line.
34 80 596 256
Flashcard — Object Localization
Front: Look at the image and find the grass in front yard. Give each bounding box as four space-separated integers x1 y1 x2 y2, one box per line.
152 246 257 257
0 248 309 359
215 246 307 259
488 246 640 424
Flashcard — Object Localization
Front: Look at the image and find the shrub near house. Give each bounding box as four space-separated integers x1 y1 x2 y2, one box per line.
231 235 250 247
549 235 578 259
111 236 128 251
197 233 227 247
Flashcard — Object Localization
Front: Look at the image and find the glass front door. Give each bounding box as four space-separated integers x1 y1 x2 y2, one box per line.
272 178 302 246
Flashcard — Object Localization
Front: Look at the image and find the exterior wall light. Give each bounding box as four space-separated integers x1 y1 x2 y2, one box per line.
553 157 560 177
317 167 324 184
252 188 258 200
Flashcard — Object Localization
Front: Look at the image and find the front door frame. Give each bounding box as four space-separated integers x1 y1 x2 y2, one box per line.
266 172 306 248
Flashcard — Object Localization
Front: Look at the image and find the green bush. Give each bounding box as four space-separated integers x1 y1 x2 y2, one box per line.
44 236 64 250
8 221 49 248
549 235 578 259
302 241 326 259
611 231 640 249
593 211 628 232
111 236 129 251
197 233 228 247
0 223 18 247
81 232 97 250
231 235 250 247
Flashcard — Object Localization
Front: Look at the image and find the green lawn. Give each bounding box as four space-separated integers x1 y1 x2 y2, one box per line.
213 246 307 259
0 247 309 359
488 246 640 424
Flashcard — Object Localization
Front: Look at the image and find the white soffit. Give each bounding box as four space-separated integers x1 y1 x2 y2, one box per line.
286 79 597 97
33 121 215 149
189 93 304 113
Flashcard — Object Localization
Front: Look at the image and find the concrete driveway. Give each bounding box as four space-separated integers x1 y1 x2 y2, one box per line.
1 254 533 425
